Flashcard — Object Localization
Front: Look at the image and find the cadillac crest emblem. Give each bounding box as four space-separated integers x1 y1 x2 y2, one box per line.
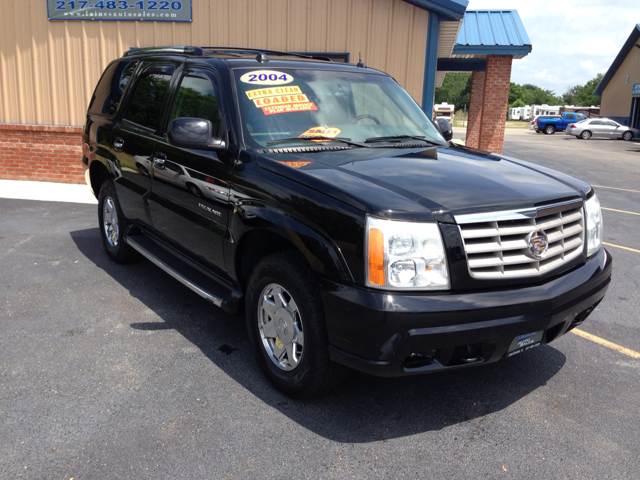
525 229 549 259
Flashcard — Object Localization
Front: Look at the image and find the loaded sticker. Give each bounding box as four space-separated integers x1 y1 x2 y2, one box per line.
277 161 314 168
245 85 317 116
298 126 341 139
239 70 294 85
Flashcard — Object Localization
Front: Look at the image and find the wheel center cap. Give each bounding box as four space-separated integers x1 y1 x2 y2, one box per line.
274 308 295 344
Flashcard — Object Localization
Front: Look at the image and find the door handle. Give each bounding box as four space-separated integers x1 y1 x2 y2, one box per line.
114 137 124 152
154 152 166 169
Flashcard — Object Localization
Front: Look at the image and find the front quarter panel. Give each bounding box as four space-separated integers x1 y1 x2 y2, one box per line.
227 158 366 285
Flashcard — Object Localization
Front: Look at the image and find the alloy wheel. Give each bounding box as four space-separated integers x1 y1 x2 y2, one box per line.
257 283 304 371
102 196 119 247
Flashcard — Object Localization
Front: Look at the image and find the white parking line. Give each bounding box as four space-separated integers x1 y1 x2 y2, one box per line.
592 185 640 194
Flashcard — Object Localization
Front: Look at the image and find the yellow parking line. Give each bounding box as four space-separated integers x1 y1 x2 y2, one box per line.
592 185 640 194
602 207 640 216
572 328 640 359
603 242 640 253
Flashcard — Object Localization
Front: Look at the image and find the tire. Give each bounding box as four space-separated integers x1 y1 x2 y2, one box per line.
98 181 136 264
622 131 633 141
544 125 556 135
580 130 592 140
245 251 348 398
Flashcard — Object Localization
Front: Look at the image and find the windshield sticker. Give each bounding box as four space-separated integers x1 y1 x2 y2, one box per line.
244 84 317 115
298 126 341 139
277 161 313 168
246 86 302 100
262 102 318 116
240 70 294 85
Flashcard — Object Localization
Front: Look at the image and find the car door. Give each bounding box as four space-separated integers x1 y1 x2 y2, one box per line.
588 120 606 138
148 66 233 271
605 120 622 138
111 61 179 225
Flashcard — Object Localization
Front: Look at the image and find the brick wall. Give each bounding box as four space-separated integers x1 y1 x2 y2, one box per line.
464 55 513 154
0 124 84 184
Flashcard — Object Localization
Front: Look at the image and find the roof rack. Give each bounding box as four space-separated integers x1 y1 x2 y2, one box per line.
124 46 204 57
123 45 334 62
200 47 332 62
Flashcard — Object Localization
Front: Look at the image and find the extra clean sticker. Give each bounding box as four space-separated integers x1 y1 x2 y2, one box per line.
240 70 294 85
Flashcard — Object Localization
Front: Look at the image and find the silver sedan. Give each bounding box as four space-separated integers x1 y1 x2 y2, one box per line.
566 118 639 140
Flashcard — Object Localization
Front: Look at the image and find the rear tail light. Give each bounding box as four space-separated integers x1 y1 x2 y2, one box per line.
569 124 576 128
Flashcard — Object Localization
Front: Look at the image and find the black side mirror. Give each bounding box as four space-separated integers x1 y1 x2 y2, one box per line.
434 117 453 142
167 117 227 152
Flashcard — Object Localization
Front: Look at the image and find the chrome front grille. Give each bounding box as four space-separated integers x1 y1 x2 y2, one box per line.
458 204 585 279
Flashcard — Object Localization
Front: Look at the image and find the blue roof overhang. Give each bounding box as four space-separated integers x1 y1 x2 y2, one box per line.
594 24 640 96
452 10 532 58
401 0 468 21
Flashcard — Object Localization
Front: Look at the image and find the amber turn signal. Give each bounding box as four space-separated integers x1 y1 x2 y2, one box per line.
368 228 385 285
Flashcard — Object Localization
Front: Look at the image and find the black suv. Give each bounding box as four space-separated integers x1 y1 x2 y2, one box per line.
83 46 611 397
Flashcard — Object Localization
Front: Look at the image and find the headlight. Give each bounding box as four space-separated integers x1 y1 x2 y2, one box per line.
365 216 450 290
585 193 603 257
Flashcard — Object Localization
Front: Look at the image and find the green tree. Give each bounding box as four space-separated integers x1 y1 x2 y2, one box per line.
511 98 526 108
508 82 524 105
434 72 472 111
562 73 604 106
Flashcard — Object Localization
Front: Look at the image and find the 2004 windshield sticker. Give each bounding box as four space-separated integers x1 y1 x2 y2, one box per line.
244 76 317 116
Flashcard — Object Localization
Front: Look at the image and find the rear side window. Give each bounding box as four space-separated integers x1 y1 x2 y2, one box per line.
89 60 138 116
124 64 175 131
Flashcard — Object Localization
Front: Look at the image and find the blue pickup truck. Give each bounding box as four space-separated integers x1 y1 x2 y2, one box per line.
536 112 588 134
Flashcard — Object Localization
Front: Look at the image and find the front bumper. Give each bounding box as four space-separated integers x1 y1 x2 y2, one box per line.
321 247 612 377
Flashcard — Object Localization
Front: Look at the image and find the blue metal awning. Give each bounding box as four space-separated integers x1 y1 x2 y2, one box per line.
453 10 532 58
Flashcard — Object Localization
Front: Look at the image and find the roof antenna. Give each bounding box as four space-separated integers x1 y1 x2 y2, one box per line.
256 52 269 63
357 52 367 69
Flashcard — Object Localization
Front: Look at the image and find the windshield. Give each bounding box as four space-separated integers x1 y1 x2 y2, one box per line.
232 68 445 148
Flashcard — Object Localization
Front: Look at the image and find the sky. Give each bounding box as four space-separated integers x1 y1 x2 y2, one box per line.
466 0 640 97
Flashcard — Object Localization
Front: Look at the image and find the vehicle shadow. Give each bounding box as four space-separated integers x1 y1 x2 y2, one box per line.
71 227 567 443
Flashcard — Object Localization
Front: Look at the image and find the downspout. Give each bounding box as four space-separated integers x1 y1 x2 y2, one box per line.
422 11 440 117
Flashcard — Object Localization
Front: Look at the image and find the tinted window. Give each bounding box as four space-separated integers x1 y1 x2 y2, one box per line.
89 60 138 116
605 121 618 126
170 68 221 133
566 114 574 120
590 120 603 125
124 64 175 131
576 114 587 120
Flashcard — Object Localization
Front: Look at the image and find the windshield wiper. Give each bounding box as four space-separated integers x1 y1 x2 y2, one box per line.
266 136 369 148
365 135 439 145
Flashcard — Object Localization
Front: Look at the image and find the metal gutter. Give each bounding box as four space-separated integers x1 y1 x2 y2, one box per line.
422 12 440 116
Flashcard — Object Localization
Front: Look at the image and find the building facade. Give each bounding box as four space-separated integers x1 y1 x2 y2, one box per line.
0 1 529 184
595 24 640 129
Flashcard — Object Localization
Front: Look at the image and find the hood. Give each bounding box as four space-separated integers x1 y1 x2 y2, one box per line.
257 145 590 223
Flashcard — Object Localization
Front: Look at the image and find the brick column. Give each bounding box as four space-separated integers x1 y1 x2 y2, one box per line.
465 71 486 149
478 55 513 154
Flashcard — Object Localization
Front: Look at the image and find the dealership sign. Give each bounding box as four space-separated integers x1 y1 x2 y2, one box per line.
47 0 192 22
633 83 640 96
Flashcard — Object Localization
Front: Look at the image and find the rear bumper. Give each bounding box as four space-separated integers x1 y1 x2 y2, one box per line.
321 247 612 377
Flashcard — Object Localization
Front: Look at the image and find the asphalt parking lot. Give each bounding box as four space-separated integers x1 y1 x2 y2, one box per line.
1 130 639 479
